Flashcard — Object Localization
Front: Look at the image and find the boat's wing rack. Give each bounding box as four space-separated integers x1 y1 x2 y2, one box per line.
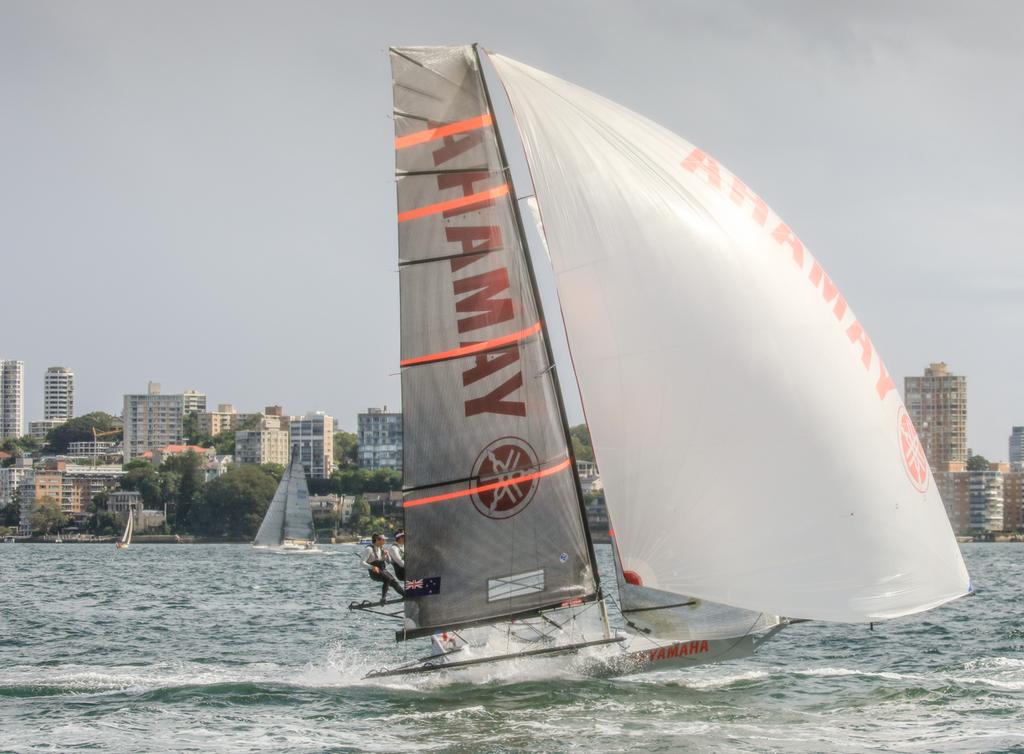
347 598 406 620
364 635 625 679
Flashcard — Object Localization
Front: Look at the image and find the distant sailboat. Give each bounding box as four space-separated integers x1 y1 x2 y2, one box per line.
115 511 133 550
252 451 322 554
354 45 969 678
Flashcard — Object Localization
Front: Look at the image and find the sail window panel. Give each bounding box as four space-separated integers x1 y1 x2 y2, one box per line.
390 45 482 121
402 467 597 637
399 340 567 490
398 239 539 365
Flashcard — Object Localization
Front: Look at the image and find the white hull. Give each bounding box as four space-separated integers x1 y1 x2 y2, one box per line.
252 543 323 555
590 633 759 676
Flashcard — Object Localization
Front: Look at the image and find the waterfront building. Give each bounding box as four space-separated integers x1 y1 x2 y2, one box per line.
0 360 25 439
66 440 121 460
309 494 355 525
290 412 334 478
264 405 289 432
357 406 402 472
585 495 610 543
122 382 184 460
1010 426 1024 472
934 462 970 535
182 390 207 415
0 458 33 520
106 490 143 528
16 465 35 535
29 419 65 443
235 417 289 467
145 444 214 467
196 404 263 437
204 454 233 482
578 461 603 495
1003 471 1023 532
903 362 967 470
969 463 1006 534
21 460 127 524
43 366 74 420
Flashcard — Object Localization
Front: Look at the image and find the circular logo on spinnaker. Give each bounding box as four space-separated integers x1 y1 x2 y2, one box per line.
897 406 929 493
471 437 540 520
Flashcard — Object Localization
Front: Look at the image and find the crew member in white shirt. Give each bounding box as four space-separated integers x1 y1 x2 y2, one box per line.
388 531 406 582
361 533 405 605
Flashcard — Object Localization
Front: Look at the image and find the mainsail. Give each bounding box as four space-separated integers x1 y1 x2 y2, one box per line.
253 454 314 546
489 53 970 623
119 510 133 546
390 46 598 640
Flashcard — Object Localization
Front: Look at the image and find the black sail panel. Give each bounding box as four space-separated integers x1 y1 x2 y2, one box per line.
390 45 597 639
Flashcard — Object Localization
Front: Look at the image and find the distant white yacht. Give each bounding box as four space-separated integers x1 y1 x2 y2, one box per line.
252 451 322 554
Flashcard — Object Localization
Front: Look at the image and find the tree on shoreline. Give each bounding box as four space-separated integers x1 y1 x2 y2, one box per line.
190 465 277 540
44 413 122 454
30 496 66 535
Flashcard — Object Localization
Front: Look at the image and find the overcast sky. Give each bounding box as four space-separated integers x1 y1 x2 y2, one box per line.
1 1 1021 458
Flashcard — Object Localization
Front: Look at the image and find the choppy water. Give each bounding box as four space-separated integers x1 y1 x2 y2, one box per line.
1 543 1021 753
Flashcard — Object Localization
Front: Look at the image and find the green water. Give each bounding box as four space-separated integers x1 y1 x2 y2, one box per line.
1 543 1021 753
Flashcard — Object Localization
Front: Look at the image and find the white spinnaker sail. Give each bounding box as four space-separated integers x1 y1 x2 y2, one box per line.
490 53 970 623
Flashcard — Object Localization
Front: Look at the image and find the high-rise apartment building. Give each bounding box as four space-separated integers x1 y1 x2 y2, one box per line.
1009 426 1024 472
197 404 263 437
235 416 290 467
0 360 25 439
1003 471 1023 532
904 362 967 470
934 463 970 535
969 464 1006 534
43 366 74 420
357 406 403 472
122 382 184 460
182 390 207 415
290 411 334 478
29 419 65 443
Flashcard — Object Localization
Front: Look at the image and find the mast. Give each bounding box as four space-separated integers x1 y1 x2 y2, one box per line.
472 44 603 599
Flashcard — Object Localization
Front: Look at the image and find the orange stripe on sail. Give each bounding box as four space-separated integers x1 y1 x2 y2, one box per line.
397 184 509 223
400 321 541 367
404 458 572 508
394 113 494 150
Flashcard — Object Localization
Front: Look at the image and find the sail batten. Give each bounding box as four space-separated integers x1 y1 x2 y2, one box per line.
489 52 969 623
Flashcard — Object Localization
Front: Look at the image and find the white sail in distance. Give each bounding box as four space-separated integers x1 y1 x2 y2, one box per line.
489 53 970 623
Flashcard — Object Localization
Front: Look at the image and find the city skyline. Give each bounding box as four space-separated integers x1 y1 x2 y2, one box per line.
3 2 1022 458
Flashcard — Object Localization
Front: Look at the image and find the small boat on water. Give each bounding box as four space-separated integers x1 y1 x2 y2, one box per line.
54 532 63 544
350 44 970 679
252 449 322 554
116 511 133 550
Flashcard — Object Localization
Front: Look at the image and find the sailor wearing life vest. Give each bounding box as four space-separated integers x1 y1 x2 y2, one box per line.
387 531 405 581
361 533 406 605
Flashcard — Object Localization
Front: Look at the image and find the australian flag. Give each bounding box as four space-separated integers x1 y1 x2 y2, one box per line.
405 577 441 597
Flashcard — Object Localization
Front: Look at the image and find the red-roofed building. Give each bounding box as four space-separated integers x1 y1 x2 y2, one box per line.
150 445 215 466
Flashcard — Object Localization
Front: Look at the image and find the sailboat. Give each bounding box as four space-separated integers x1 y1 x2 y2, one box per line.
115 510 133 550
252 450 322 554
362 45 970 678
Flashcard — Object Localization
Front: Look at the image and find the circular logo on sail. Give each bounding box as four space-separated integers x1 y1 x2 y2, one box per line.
470 437 541 519
897 406 929 493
